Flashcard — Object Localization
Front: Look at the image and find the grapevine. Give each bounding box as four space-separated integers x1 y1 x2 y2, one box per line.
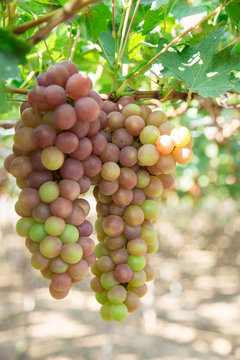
4 60 193 321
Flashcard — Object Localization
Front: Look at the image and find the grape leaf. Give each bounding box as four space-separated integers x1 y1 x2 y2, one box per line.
80 3 111 42
164 0 179 19
158 28 240 97
142 7 164 34
225 0 240 27
98 32 115 64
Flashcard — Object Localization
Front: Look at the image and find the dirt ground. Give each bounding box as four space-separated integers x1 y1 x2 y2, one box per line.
0 194 240 360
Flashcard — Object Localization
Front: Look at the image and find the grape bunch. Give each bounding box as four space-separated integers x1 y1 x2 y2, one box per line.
4 60 107 299
91 99 193 321
4 60 193 321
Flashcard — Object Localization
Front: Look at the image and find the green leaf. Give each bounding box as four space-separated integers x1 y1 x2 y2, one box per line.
158 28 240 97
225 0 240 27
128 33 146 61
228 71 240 92
171 3 207 20
81 3 112 42
164 0 179 19
98 32 115 64
142 7 164 35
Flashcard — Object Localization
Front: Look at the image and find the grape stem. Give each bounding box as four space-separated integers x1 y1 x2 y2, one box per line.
115 0 234 97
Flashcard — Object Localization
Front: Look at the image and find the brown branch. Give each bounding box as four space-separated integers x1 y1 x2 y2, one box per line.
28 0 100 45
14 10 59 35
6 87 29 94
0 122 16 129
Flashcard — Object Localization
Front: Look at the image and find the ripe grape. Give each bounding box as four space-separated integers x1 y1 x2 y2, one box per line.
75 97 100 122
138 144 160 166
66 73 92 100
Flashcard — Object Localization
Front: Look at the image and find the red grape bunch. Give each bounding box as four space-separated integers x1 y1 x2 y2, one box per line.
91 98 194 321
4 60 107 300
4 60 194 321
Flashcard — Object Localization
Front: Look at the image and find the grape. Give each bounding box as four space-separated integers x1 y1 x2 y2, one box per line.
98 191 112 205
59 179 80 200
14 127 38 152
138 144 160 166
147 239 159 254
74 199 90 216
106 111 125 131
99 179 119 196
172 147 193 164
45 65 70 87
60 224 79 244
140 104 151 122
123 205 144 227
82 155 102 178
144 263 154 281
50 197 72 218
16 178 28 189
100 129 112 142
100 271 119 290
31 250 50 270
123 224 142 240
112 129 133 149
89 90 103 109
10 156 33 178
87 118 101 136
60 60 78 75
103 215 124 237
40 267 53 279
37 72 47 86
51 272 71 292
29 223 47 243
156 135 174 154
60 158 84 181
60 243 83 264
124 291 140 313
21 107 41 128
15 201 32 218
66 73 92 100
55 132 79 153
139 125 160 145
140 200 161 221
127 238 147 256
70 137 92 161
141 225 157 245
4 153 16 173
25 238 39 253
119 146 138 167
32 203 51 222
159 122 172 135
27 86 51 112
90 133 107 155
49 285 69 299
70 120 89 138
39 181 60 203
125 115 145 136
68 259 89 280
77 237 95 257
91 264 103 277
119 168 137 189
53 103 77 130
16 217 35 237
95 291 108 304
128 270 146 287
100 143 120 163
170 126 190 147
147 110 167 127
19 188 40 209
98 111 107 128
131 188 146 205
50 257 68 273
30 150 45 171
109 304 127 323
112 188 133 207
109 203 126 216
100 302 112 321
41 146 64 170
136 169 150 188
158 173 175 190
107 285 127 304
110 248 128 265
27 170 53 189
44 216 65 236
127 255 146 271
122 103 141 118
186 136 194 148
79 176 91 194
97 256 114 272
75 97 100 122
102 100 118 114
96 202 110 217
20 101 30 114
44 84 66 107
12 145 24 156
101 162 120 182
114 264 132 282
104 235 126 251
84 253 96 267
117 96 136 112
144 176 163 198
148 154 176 174
66 204 85 226
128 283 148 297
40 236 62 258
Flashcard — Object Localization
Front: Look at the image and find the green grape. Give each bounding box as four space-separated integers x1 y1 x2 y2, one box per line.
16 217 35 237
59 224 79 244
100 302 113 321
139 125 160 144
110 303 128 321
140 200 161 221
29 223 47 243
39 181 59 203
95 291 108 304
127 255 146 272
